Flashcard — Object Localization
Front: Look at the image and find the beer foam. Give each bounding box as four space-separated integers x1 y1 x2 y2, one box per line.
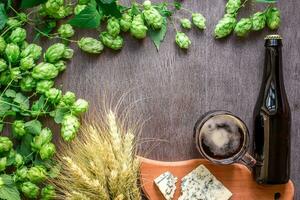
201 115 242 157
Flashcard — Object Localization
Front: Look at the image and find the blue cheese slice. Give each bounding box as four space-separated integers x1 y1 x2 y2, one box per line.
178 165 232 200
154 171 177 200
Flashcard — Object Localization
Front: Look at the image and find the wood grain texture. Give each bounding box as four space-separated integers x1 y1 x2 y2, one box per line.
47 0 300 198
139 157 294 200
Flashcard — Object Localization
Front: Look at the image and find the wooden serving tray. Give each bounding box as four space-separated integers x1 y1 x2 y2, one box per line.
139 157 294 200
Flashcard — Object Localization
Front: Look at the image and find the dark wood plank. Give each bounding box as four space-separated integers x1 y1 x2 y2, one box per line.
50 0 300 198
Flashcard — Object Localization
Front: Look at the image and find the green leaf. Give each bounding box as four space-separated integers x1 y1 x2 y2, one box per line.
68 4 102 29
24 120 42 135
50 107 69 124
148 18 168 51
98 0 115 4
0 122 3 132
14 93 29 110
20 0 47 8
0 98 10 117
0 3 8 31
0 175 21 200
31 96 46 112
256 0 277 2
17 134 33 163
34 21 56 41
154 3 173 17
98 1 122 18
4 89 16 98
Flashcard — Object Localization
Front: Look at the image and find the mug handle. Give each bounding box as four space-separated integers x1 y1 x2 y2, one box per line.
239 152 256 168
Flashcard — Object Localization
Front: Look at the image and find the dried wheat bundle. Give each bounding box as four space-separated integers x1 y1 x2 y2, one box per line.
52 109 142 200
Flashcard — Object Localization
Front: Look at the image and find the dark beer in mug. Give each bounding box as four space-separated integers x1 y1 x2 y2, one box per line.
253 35 291 184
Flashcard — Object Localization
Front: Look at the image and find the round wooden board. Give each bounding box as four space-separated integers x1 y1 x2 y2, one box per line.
139 156 294 200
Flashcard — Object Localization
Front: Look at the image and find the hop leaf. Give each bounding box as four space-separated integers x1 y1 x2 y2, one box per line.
214 14 237 39
234 18 252 37
130 14 148 39
78 37 104 54
175 32 191 49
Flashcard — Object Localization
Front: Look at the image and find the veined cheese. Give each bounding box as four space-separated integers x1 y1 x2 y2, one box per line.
154 171 177 200
178 165 232 200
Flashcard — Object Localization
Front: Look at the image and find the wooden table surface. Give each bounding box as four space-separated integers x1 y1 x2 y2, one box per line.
52 0 300 198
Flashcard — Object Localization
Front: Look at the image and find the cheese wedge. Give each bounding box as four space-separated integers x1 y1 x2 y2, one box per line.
154 171 177 200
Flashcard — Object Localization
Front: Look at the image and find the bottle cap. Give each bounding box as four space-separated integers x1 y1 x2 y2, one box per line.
265 34 282 40
265 34 282 47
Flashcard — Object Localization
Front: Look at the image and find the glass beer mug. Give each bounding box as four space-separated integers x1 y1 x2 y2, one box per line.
194 111 256 167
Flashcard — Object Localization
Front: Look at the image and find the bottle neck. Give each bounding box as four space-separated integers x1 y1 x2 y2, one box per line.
263 45 283 82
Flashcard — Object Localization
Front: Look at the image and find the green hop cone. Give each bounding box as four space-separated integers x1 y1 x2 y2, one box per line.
44 43 66 63
54 60 66 72
14 153 24 167
0 59 7 72
14 166 28 182
214 14 237 39
0 37 6 54
9 27 27 44
27 165 47 183
225 0 241 14
44 0 71 19
107 17 121 37
0 137 13 153
36 80 54 94
78 37 104 54
32 62 58 80
251 12 266 31
39 143 56 160
18 12 27 22
74 4 86 15
21 182 40 199
143 0 152 10
71 99 89 116
0 158 6 171
45 88 62 104
20 41 29 50
63 48 74 60
21 44 43 60
0 157 6 171
234 18 252 37
12 120 26 137
6 18 22 28
20 57 35 70
58 24 75 38
41 185 55 200
0 71 11 85
61 91 76 106
143 7 163 30
180 18 192 29
31 128 53 151
120 13 132 32
5 43 20 63
10 67 22 81
130 14 148 39
20 75 37 92
192 13 206 30
100 32 124 50
61 114 80 141
175 32 191 49
266 7 281 30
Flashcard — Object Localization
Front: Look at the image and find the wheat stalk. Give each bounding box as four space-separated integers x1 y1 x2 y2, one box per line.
52 110 142 200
